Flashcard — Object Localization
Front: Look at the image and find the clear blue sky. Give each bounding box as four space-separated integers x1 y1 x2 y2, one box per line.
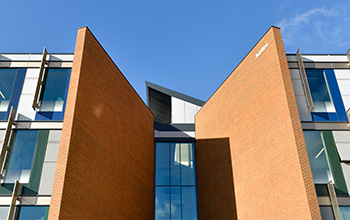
1 0 350 103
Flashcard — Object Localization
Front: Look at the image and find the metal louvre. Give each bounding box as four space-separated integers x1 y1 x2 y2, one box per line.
0 107 16 178
32 47 48 110
297 49 314 111
328 181 342 220
7 180 20 220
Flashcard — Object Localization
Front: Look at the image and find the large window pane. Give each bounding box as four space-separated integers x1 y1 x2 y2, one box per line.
170 143 180 185
15 206 49 220
304 131 333 184
171 187 181 220
4 130 39 183
180 143 195 186
156 143 170 185
155 187 170 220
0 69 16 112
39 68 70 112
182 187 198 220
306 69 335 112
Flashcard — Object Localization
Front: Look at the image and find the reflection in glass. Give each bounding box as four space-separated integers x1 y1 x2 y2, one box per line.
4 130 39 183
306 69 335 112
182 187 198 220
0 69 16 112
304 131 333 184
171 143 180 185
171 187 181 220
340 206 350 220
156 143 170 185
15 206 49 220
180 143 195 186
0 207 9 220
155 187 170 220
39 69 70 112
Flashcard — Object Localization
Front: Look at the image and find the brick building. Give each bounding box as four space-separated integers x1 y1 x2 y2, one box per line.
0 26 350 219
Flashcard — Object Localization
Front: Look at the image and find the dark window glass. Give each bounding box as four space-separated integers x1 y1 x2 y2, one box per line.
182 187 197 220
0 69 17 112
155 187 170 220
15 206 49 220
156 143 170 185
306 69 335 112
4 130 39 183
319 206 335 220
39 68 70 112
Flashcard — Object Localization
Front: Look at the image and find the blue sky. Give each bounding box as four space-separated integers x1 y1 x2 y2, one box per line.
1 0 350 103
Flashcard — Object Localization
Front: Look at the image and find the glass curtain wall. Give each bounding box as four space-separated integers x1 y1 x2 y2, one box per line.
155 142 198 220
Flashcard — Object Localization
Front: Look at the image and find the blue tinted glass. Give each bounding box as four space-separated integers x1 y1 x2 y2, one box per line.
155 187 170 220
180 143 195 186
304 131 333 184
341 207 350 220
156 143 170 185
170 143 181 185
39 68 70 112
4 130 39 183
171 187 181 220
0 69 16 112
0 207 9 220
306 69 335 112
182 187 198 220
16 206 49 220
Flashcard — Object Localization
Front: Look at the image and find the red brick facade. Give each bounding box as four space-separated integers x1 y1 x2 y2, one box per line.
195 27 321 219
48 27 154 219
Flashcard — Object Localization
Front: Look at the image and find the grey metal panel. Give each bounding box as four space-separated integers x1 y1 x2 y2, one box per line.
38 162 57 195
289 62 350 69
302 122 350 130
146 81 205 106
148 88 171 124
154 122 195 131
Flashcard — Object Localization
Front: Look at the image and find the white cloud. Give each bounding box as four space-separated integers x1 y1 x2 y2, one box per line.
275 6 350 51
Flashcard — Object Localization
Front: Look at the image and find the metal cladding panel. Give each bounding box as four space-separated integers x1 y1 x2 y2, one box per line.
149 87 171 124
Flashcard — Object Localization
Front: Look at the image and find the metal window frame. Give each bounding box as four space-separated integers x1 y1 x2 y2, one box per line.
296 49 314 111
347 49 350 65
0 107 16 178
328 181 342 220
7 180 20 220
32 48 48 110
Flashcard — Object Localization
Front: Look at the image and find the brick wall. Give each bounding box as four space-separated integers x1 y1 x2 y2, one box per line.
195 27 321 219
48 27 154 219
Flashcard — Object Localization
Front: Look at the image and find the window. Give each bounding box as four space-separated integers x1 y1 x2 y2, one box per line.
155 142 198 220
14 206 49 220
1 130 49 195
35 68 70 121
305 69 347 122
304 131 348 196
0 68 26 120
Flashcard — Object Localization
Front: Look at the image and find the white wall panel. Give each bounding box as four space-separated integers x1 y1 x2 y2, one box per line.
16 68 39 120
333 131 350 161
302 55 348 62
38 162 57 195
341 163 350 193
334 69 350 111
171 97 185 123
184 102 198 123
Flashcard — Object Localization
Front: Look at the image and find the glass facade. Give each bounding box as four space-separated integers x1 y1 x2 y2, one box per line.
306 69 335 113
14 206 49 220
36 68 70 120
0 69 16 112
1 130 49 195
155 142 198 220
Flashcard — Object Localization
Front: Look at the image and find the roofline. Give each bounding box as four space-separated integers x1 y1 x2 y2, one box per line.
145 81 205 106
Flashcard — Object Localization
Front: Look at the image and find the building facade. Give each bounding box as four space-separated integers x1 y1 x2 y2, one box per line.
0 26 350 219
